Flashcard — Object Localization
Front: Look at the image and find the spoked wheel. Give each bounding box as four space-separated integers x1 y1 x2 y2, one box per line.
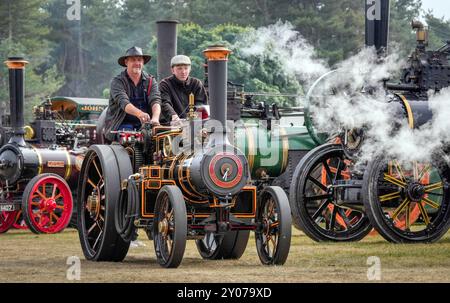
12 210 28 230
22 173 73 234
255 186 291 265
153 185 187 268
290 144 372 242
196 230 249 260
77 145 132 261
363 156 450 243
0 211 17 233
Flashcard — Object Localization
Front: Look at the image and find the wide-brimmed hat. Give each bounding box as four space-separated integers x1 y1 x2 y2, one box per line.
118 46 151 67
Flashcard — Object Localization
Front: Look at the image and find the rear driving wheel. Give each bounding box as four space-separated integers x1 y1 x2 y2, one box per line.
363 156 450 243
77 145 132 261
290 144 372 242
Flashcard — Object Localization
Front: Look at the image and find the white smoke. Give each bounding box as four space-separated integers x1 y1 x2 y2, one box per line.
237 21 329 88
312 76 450 164
237 21 450 165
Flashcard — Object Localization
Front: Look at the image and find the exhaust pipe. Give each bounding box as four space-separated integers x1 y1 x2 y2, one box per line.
203 45 231 144
156 20 179 80
365 0 390 54
4 57 28 147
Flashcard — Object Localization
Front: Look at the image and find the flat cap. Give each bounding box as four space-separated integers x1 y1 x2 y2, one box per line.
171 55 191 67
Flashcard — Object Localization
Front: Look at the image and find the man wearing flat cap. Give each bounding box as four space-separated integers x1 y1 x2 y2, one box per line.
104 46 161 141
160 55 208 123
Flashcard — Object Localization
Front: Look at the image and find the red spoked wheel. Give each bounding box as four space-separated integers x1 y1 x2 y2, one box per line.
22 173 73 234
0 211 17 233
12 210 28 230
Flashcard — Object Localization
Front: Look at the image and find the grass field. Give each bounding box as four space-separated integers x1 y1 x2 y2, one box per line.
1 227 449 283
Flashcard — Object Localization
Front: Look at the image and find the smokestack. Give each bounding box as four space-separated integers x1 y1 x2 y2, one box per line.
156 20 179 81
4 57 28 146
365 0 390 54
203 46 231 138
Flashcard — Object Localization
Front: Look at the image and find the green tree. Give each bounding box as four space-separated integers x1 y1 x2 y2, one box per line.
389 0 422 54
44 0 123 97
424 14 450 50
0 0 62 122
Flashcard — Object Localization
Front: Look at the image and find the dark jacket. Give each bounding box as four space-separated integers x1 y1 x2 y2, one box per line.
160 75 208 122
104 70 161 141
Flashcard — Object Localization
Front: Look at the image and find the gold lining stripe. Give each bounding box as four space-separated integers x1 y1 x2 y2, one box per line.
64 151 71 180
244 126 255 172
141 178 148 218
279 127 289 175
31 145 43 175
398 94 414 129
185 172 205 197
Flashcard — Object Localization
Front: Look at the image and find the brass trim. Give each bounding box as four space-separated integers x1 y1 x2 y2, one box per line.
64 150 71 180
279 127 289 175
184 157 206 197
244 126 255 171
24 125 35 140
4 59 29 69
398 94 414 129
141 178 146 217
30 145 43 175
203 46 232 61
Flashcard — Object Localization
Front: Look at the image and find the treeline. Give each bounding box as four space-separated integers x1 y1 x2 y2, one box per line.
1 0 449 116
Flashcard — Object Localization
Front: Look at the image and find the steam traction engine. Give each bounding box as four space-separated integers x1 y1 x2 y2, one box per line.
77 46 291 267
0 58 86 234
290 1 450 243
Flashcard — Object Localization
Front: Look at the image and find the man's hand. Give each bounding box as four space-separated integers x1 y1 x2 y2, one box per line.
137 111 150 123
151 117 160 126
171 114 180 122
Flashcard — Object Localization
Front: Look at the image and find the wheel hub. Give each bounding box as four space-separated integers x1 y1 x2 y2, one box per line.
262 218 271 236
328 186 339 205
86 191 100 217
41 199 57 212
406 182 425 202
158 218 169 236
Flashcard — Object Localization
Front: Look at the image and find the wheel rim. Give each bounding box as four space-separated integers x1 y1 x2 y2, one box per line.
302 151 367 238
372 159 448 238
27 175 73 233
12 211 28 230
81 153 107 255
155 192 175 264
0 211 17 233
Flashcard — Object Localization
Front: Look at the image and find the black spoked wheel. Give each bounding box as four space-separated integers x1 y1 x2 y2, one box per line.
77 145 132 261
255 186 291 265
153 185 187 268
363 156 450 243
196 230 250 260
290 144 372 242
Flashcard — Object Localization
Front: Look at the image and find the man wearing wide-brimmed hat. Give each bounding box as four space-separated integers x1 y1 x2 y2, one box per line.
104 46 161 141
